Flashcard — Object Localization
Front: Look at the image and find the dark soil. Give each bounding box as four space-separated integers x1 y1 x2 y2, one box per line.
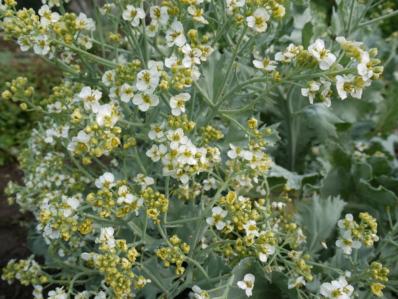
0 163 32 299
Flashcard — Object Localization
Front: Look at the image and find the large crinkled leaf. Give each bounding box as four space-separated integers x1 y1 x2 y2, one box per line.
297 104 345 140
269 162 317 190
296 195 346 254
356 179 398 208
208 258 288 299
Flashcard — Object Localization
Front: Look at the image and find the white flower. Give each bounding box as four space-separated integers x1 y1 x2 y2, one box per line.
166 19 187 47
122 5 145 27
146 144 167 162
338 214 355 231
308 39 336 70
148 123 165 141
243 220 259 237
301 81 321 104
33 35 51 56
320 276 354 299
93 103 119 127
77 35 93 49
177 143 197 165
76 13 96 31
17 36 31 51
275 44 301 63
246 8 270 33
48 287 67 299
258 243 275 263
134 174 155 188
150 6 169 26
120 83 135 103
336 75 368 100
203 177 218 191
320 78 333 107
170 93 191 116
182 45 202 68
237 273 255 297
95 172 115 189
146 22 159 37
336 231 361 255
206 206 228 230
188 5 208 24
190 285 208 299
133 92 159 111
167 128 189 150
253 58 277 72
357 51 373 80
33 285 43 299
77 86 102 110
227 144 253 161
288 276 306 289
94 291 107 299
226 0 245 13
67 130 91 152
136 69 160 92
97 227 116 249
75 291 90 299
165 54 179 68
38 5 60 27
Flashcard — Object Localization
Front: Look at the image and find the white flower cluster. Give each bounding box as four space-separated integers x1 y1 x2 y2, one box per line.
146 126 221 184
320 276 354 299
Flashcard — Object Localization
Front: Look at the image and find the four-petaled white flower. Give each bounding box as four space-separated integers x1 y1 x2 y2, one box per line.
122 5 145 27
237 273 255 297
336 231 362 255
48 287 67 299
301 81 321 104
148 123 165 141
227 144 253 161
95 172 115 189
167 128 189 150
166 20 187 47
150 6 169 26
93 103 118 127
206 206 228 230
120 83 135 103
190 285 208 299
146 144 167 162
308 39 336 70
76 13 96 31
33 35 51 56
188 5 208 25
77 86 102 110
253 57 277 72
136 69 160 92
243 220 259 237
97 227 116 249
246 8 270 33
320 276 354 299
38 5 60 28
226 0 246 13
170 93 191 116
288 276 306 289
133 92 159 111
336 75 368 100
182 45 202 68
338 214 355 231
258 243 275 263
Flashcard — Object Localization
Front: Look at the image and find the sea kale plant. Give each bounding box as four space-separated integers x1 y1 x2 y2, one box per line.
1 0 398 298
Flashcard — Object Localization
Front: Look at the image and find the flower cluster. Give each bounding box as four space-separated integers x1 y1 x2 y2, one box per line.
336 213 379 255
0 0 392 298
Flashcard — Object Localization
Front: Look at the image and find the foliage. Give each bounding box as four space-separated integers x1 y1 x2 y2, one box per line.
0 42 60 165
0 0 398 299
